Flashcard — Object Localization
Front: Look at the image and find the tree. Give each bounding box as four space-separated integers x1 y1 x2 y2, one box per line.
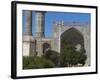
60 43 87 67
60 43 76 67
77 48 87 65
23 56 55 69
43 50 60 67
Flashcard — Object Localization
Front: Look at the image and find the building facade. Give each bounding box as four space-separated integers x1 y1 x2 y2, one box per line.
22 10 90 66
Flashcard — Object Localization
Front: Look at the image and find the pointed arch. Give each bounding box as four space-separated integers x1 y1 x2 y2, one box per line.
61 27 84 51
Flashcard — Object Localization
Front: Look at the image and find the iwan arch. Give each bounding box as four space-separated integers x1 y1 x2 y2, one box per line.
23 10 90 66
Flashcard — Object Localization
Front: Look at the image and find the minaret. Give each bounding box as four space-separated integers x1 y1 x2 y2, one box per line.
24 10 32 36
23 10 36 56
35 11 45 56
35 11 45 37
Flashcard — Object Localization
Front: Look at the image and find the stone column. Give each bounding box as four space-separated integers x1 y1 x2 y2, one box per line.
23 10 36 56
24 10 32 35
35 11 45 37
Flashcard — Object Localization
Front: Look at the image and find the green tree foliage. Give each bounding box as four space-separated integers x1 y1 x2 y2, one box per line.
43 50 60 67
23 56 55 69
78 48 87 65
60 39 87 67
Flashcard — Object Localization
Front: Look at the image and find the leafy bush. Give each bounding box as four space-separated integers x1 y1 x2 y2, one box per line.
23 56 55 69
43 50 60 67
60 43 87 67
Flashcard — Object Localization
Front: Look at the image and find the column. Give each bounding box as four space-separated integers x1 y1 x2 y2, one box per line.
24 10 32 36
23 10 36 56
35 11 45 37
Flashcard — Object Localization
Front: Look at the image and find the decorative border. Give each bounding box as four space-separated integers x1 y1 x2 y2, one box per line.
11 1 98 79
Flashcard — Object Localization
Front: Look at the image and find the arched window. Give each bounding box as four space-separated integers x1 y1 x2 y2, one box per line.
42 43 51 54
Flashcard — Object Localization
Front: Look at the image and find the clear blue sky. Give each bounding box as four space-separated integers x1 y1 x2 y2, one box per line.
23 11 90 37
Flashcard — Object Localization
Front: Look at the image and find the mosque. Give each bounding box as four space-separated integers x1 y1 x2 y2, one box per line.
22 10 90 66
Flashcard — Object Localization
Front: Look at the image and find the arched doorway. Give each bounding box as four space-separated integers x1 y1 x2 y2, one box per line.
60 27 86 66
42 43 51 54
61 27 84 51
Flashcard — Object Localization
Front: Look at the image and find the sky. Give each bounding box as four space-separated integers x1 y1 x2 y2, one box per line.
22 11 90 37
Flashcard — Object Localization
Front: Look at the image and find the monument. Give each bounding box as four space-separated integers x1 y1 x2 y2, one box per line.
22 10 90 66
